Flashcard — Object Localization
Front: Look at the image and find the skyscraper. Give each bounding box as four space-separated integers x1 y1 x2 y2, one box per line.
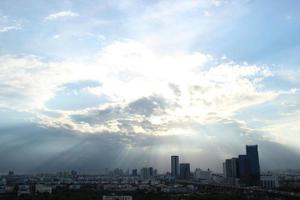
224 145 261 186
179 163 190 179
171 155 179 177
131 169 137 176
246 145 260 185
238 154 250 184
224 158 239 185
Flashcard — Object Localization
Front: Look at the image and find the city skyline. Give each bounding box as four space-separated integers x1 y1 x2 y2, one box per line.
0 0 300 173
0 144 282 176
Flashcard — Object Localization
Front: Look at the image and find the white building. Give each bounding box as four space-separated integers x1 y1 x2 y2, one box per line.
35 184 52 194
69 184 81 190
102 195 132 200
194 168 211 182
261 173 279 189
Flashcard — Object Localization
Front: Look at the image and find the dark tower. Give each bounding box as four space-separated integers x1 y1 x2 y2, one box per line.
171 156 179 177
246 145 260 185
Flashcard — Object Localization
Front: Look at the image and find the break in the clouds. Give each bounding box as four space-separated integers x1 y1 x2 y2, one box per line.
0 0 300 172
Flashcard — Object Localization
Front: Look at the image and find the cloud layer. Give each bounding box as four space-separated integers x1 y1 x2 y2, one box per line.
0 41 279 136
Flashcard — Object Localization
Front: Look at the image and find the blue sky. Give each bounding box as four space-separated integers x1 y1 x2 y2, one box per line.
0 0 300 173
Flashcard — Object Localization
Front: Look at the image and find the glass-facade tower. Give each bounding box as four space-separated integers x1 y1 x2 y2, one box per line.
171 155 179 177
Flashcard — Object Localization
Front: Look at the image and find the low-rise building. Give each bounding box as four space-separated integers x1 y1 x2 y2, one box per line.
102 195 132 200
18 185 30 196
35 184 52 194
261 173 279 189
194 168 211 182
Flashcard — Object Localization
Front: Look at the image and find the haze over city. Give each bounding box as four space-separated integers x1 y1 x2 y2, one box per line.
0 0 300 174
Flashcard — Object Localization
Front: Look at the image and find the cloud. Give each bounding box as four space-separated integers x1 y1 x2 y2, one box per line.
0 25 21 32
276 69 300 83
0 15 21 32
0 41 279 127
1 40 297 158
45 11 79 20
262 109 300 151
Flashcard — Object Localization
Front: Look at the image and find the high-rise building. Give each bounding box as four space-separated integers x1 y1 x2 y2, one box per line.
149 167 153 177
179 163 190 179
140 167 155 179
246 145 260 185
171 155 179 177
224 145 261 186
222 162 226 177
131 169 138 176
238 154 250 184
140 168 150 179
225 159 232 178
224 158 239 185
231 158 239 178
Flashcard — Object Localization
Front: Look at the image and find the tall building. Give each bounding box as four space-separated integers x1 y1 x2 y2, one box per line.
179 163 190 179
224 145 260 186
140 168 150 179
131 169 137 176
238 154 250 184
222 162 226 177
140 167 155 179
231 158 239 178
149 167 153 177
171 155 179 177
246 145 260 185
225 159 232 178
224 158 239 185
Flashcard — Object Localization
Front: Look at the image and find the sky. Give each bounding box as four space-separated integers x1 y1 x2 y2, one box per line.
0 0 300 174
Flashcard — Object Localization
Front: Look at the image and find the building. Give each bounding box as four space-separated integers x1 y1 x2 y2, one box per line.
35 184 52 194
171 156 179 178
224 158 239 185
180 163 190 179
261 173 279 189
140 167 154 179
18 185 30 196
149 167 153 177
131 169 138 176
238 154 251 185
194 168 211 182
246 145 260 186
224 145 261 186
222 162 226 178
103 195 132 200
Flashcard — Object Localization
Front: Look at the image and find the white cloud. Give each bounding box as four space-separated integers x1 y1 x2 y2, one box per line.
0 15 21 32
0 40 281 136
45 11 79 20
263 109 300 151
0 25 21 32
277 69 300 83
0 41 276 109
52 34 60 39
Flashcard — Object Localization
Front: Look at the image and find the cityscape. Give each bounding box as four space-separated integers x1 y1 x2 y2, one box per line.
0 145 300 199
1 0 300 199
